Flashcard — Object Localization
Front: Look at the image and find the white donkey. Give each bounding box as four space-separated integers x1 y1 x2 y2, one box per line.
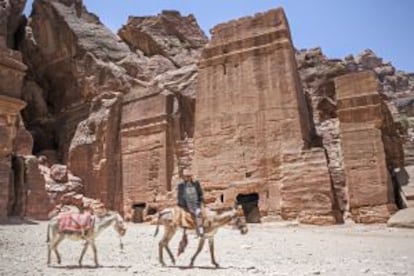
154 205 248 268
47 210 126 267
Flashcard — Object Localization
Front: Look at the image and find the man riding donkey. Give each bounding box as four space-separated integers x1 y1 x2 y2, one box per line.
155 168 248 267
176 169 205 254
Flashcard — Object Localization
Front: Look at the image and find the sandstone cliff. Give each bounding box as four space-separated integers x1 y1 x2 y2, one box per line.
0 1 412 224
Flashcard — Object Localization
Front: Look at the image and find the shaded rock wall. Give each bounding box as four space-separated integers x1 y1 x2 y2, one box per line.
20 0 145 161
0 0 26 49
68 92 123 211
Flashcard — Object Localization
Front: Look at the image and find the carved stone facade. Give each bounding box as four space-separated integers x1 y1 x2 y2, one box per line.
336 71 398 223
121 89 174 220
0 33 28 217
193 8 340 224
0 96 26 217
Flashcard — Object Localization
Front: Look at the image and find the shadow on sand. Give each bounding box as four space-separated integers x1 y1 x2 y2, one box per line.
49 264 132 270
0 217 39 225
168 265 227 270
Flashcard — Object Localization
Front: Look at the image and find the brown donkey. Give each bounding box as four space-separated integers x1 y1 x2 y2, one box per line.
154 205 248 267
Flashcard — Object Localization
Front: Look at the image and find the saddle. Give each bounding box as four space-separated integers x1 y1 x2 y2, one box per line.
175 206 208 229
58 211 93 235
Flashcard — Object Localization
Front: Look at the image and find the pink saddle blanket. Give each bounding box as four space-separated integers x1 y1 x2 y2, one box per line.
58 212 93 233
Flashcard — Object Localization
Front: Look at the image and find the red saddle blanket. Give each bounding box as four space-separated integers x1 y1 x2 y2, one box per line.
58 212 93 233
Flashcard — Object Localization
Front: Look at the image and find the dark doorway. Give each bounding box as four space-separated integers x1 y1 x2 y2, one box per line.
236 193 261 223
389 168 408 209
132 203 146 223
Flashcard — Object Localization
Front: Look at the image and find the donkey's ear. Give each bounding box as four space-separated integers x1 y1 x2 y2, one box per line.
236 205 244 216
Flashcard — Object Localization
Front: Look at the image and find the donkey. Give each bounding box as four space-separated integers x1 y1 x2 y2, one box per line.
154 205 248 268
46 210 127 267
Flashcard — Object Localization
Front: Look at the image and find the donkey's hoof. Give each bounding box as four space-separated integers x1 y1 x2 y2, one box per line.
213 262 220 268
189 262 194 267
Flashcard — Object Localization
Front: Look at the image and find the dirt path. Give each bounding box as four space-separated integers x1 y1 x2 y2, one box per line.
0 218 413 276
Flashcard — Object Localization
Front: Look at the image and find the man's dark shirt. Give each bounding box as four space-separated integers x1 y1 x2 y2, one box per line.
177 180 203 212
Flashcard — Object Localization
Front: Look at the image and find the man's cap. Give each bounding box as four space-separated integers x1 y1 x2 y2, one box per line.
182 169 193 176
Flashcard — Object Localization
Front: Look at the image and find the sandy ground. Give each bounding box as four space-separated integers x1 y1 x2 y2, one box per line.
0 218 413 276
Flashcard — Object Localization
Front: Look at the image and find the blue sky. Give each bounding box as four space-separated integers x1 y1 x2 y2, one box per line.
24 0 413 72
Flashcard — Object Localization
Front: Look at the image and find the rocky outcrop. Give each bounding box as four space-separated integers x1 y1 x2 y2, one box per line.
22 155 108 220
118 10 208 67
297 48 414 167
23 156 55 219
19 0 147 161
5 0 26 49
336 71 399 223
0 0 9 48
118 10 204 141
297 48 412 218
68 92 123 211
0 0 26 49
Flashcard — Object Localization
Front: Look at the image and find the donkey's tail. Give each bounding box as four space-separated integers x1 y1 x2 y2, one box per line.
153 212 162 237
153 209 171 237
46 224 50 243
